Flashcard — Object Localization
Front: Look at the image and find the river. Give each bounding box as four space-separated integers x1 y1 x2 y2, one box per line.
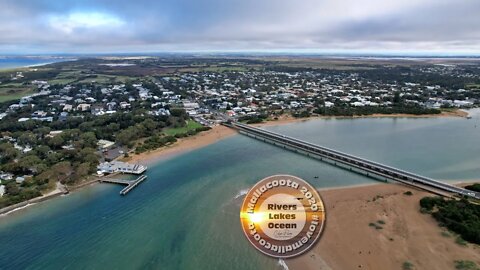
0 112 479 269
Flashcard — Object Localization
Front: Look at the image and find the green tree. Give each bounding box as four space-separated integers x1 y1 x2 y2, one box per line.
47 135 65 149
77 132 97 148
51 161 73 183
393 92 401 103
17 155 46 174
17 132 37 146
0 143 20 163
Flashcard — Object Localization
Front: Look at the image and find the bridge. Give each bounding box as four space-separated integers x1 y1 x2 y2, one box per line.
223 121 480 200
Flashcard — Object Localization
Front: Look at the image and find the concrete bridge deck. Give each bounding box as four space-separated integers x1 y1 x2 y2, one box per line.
224 121 480 200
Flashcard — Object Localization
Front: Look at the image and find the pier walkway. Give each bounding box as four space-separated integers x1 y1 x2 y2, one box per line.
99 175 147 195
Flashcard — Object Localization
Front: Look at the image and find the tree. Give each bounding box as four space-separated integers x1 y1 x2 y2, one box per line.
17 132 37 146
33 142 49 155
73 162 91 181
48 135 65 149
34 126 51 137
116 127 137 146
51 161 73 183
141 119 158 135
170 108 187 117
5 182 20 196
77 132 97 148
0 143 20 163
17 155 46 174
393 92 401 103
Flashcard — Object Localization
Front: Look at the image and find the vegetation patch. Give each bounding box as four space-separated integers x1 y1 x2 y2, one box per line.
465 183 480 192
454 260 480 270
441 231 451 238
420 196 480 245
163 119 205 136
368 222 383 230
402 261 415 270
0 86 35 103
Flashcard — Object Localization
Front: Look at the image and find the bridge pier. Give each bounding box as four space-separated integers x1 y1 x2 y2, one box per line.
223 122 480 200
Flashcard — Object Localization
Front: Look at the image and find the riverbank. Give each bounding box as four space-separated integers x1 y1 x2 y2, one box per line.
286 183 480 270
124 125 237 165
256 109 468 127
0 109 471 215
0 188 66 216
124 109 470 164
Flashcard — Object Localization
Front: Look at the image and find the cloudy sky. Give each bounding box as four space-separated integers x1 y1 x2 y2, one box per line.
1 0 480 54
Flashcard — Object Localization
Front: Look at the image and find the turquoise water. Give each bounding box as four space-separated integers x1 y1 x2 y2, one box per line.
0 57 70 70
0 114 479 269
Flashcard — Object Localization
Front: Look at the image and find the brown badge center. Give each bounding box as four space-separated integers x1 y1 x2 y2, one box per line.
240 175 326 258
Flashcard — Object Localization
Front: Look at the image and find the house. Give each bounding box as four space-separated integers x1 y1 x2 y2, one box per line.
183 102 200 109
0 172 13 181
77 104 91 111
20 96 33 104
15 176 25 184
119 102 131 109
91 108 105 116
106 102 117 111
151 108 170 116
63 104 73 111
0 185 5 197
47 130 63 137
59 112 69 121
97 139 115 150
31 111 48 117
97 161 147 175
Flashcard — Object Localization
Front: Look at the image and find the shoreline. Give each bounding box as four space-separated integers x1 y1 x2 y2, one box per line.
286 182 480 270
123 124 237 165
0 57 76 72
255 109 469 127
120 108 469 165
0 109 472 216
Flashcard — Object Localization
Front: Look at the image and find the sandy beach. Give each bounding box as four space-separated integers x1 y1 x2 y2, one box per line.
118 109 469 165
255 110 468 128
286 183 480 270
123 125 236 165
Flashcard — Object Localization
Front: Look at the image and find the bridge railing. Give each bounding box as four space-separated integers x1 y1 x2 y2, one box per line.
231 122 479 199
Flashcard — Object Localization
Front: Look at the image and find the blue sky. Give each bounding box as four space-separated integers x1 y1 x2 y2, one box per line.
1 0 480 54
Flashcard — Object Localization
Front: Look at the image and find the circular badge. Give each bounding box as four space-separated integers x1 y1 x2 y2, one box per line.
240 175 326 258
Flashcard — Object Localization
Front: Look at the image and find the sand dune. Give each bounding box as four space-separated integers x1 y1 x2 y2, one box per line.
287 183 480 270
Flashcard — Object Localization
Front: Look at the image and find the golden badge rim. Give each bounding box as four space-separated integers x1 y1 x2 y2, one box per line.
240 175 326 258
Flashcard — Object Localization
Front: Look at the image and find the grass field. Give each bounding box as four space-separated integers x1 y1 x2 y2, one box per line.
0 86 35 103
76 74 133 84
163 120 203 136
466 83 480 89
178 65 257 73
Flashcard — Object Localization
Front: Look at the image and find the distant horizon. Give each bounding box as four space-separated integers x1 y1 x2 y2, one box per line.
2 51 480 58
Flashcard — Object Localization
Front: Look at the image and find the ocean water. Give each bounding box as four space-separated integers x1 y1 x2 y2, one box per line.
0 114 479 269
0 56 70 70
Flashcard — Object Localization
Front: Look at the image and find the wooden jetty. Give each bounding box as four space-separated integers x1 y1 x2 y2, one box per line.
99 175 147 195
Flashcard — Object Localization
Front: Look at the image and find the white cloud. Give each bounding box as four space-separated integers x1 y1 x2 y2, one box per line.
48 12 125 34
0 0 478 53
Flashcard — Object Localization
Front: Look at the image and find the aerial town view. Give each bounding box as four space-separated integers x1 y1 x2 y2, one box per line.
0 0 479 269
